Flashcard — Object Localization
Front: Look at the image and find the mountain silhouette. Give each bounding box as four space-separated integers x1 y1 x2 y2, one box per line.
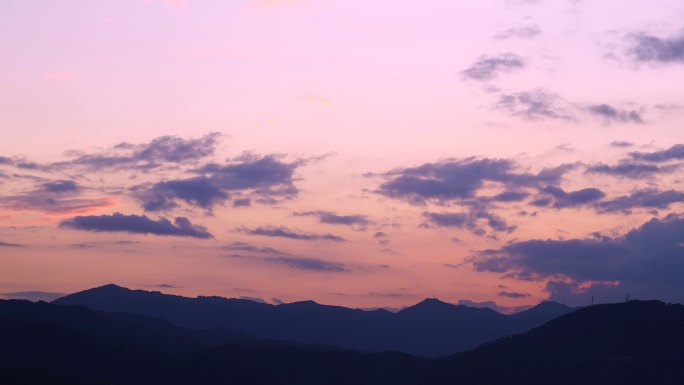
0 299 425 385
53 284 574 356
2 298 683 384
419 300 684 384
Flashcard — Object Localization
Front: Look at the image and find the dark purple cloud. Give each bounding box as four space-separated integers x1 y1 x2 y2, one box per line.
197 154 300 195
494 25 542 40
237 226 346 242
137 177 229 211
533 186 606 208
225 241 291 255
587 104 643 124
497 291 531 298
462 53 526 81
227 253 347 272
266 257 346 272
497 90 574 121
41 180 79 193
135 154 303 211
293 210 370 227
0 241 25 247
493 191 530 202
630 144 684 162
232 198 251 207
375 158 572 204
60 212 213 239
59 133 221 170
628 31 684 63
469 214 684 304
586 162 675 178
422 209 516 236
595 189 684 213
610 140 634 148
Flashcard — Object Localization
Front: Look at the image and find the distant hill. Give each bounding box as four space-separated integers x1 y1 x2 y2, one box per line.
420 300 684 384
53 284 575 356
2 298 683 384
0 299 425 385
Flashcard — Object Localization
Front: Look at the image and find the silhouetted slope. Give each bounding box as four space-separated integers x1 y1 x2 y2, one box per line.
0 299 259 353
53 284 574 356
3 298 682 385
0 299 426 385
421 300 684 385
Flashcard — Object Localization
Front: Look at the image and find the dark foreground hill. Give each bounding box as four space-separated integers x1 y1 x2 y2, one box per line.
2 299 683 385
52 284 574 356
0 299 425 385
420 300 684 385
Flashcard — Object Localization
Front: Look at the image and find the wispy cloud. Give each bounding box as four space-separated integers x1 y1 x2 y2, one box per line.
60 212 214 239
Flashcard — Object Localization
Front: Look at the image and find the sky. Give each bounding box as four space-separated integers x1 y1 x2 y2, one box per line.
1 0 684 311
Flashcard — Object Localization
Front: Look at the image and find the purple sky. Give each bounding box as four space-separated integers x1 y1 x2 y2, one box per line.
1 0 684 310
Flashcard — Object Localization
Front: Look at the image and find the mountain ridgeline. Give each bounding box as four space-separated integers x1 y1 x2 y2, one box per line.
52 284 574 356
1 295 683 384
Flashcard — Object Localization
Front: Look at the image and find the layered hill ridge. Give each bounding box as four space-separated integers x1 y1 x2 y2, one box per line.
53 284 574 356
1 297 682 384
420 300 684 384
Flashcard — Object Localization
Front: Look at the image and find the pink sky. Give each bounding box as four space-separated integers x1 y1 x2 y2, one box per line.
1 0 684 310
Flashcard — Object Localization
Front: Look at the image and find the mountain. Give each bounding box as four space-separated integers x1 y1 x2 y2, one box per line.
52 284 575 356
0 298 263 353
419 300 684 384
3 297 683 384
0 299 426 385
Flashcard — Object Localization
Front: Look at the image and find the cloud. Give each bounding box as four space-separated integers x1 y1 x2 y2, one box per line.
70 243 95 249
469 214 684 304
462 53 526 81
225 241 291 255
586 162 677 178
197 154 300 194
41 180 80 193
587 104 644 124
232 198 251 207
135 153 303 211
196 153 301 200
494 25 542 39
0 241 25 247
627 30 684 63
532 186 606 208
136 177 229 211
293 211 369 227
0 193 114 214
59 212 213 239
630 144 684 162
57 132 221 171
239 296 267 303
228 253 347 272
147 284 179 289
237 226 345 241
497 90 575 121
595 189 684 213
266 257 346 272
422 209 516 236
456 299 508 313
374 158 572 205
1 291 67 302
493 191 530 202
0 178 111 214
497 291 531 298
610 141 634 148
